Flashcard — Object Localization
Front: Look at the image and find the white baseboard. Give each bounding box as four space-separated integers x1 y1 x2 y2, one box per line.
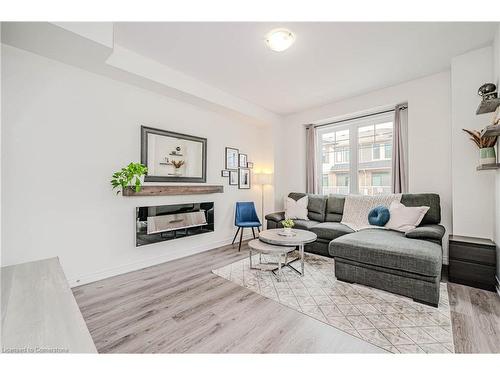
68 233 255 288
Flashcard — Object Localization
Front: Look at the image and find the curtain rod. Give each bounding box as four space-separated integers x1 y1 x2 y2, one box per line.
311 104 407 129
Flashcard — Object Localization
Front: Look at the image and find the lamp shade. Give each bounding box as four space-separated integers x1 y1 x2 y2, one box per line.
254 172 273 185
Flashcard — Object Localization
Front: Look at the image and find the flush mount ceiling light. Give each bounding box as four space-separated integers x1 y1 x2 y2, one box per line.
265 28 295 52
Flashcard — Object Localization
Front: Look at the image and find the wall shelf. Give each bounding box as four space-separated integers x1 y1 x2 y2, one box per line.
480 124 500 137
123 185 224 196
476 163 500 171
476 98 500 115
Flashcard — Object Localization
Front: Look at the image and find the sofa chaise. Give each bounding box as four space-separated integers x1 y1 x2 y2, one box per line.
265 193 444 306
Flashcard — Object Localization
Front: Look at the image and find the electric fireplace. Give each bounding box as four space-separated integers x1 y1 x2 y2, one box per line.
136 202 214 246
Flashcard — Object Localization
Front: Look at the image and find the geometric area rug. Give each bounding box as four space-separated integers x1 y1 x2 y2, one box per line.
212 251 455 354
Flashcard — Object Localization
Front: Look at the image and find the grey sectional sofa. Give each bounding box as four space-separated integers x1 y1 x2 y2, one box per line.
265 193 444 306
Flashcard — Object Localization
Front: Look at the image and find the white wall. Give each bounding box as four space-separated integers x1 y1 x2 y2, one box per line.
281 71 453 262
451 46 495 240
1 44 274 285
493 25 500 285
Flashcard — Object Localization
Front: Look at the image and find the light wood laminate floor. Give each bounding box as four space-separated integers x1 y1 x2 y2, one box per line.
73 242 500 353
447 283 500 353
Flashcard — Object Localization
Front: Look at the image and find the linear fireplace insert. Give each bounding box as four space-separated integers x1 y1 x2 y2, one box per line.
136 202 214 246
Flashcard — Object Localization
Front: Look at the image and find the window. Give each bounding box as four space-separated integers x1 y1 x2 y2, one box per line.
322 174 329 187
372 143 381 160
317 113 394 196
318 128 350 195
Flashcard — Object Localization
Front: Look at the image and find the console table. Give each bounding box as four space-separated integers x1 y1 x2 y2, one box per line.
1 258 97 353
448 235 497 291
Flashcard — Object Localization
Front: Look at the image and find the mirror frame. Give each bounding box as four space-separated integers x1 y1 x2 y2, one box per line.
141 126 207 183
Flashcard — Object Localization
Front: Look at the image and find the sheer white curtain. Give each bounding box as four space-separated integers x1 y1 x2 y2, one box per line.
392 104 409 193
305 124 318 194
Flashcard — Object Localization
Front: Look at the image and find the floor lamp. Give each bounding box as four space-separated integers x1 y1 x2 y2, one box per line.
254 172 273 228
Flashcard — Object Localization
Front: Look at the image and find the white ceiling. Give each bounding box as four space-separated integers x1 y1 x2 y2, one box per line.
114 22 497 115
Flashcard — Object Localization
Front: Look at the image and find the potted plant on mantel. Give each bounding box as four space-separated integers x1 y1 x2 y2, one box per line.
111 162 148 195
462 128 498 166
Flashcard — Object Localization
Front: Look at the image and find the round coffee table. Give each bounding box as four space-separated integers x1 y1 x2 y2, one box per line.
258 228 317 277
247 239 296 281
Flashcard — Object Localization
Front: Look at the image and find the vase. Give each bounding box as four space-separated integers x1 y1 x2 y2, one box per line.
283 227 292 235
479 147 496 165
128 175 145 192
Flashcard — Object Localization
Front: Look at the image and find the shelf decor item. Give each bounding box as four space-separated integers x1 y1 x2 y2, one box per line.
111 162 148 195
171 160 185 176
462 128 498 165
476 83 500 115
478 83 497 101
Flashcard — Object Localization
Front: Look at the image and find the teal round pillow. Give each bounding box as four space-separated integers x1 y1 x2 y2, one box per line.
368 206 390 226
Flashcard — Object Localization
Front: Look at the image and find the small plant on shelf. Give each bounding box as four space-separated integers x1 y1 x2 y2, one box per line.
111 162 148 195
462 128 498 165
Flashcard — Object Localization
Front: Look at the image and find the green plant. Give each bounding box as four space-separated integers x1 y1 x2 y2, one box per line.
281 219 295 229
111 162 148 194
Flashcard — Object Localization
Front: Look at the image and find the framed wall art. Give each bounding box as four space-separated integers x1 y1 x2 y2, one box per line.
225 147 239 169
238 168 251 189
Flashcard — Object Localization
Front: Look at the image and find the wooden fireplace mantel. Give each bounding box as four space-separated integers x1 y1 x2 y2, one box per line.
123 185 224 196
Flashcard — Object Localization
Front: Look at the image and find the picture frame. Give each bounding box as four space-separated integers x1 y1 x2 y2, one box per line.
239 153 248 168
238 168 251 189
225 147 239 169
246 162 254 169
229 170 238 185
221 170 230 177
141 126 207 183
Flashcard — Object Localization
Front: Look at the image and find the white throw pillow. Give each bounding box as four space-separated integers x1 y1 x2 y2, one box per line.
285 196 309 220
385 201 430 233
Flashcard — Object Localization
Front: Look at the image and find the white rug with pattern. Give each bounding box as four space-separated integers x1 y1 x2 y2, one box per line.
212 251 455 354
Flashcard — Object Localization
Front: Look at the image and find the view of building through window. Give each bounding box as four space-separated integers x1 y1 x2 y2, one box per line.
317 113 393 196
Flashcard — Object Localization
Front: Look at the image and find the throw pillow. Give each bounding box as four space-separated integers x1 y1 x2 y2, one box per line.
285 196 309 220
368 206 390 226
385 201 430 233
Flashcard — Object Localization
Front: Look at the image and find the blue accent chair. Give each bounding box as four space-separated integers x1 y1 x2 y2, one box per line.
232 202 262 251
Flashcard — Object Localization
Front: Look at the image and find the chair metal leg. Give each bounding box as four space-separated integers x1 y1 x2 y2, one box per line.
251 227 256 239
238 227 244 252
232 227 240 245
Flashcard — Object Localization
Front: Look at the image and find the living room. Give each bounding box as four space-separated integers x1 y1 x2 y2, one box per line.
1 1 499 373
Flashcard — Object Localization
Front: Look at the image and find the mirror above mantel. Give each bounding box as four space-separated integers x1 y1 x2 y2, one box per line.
141 126 207 183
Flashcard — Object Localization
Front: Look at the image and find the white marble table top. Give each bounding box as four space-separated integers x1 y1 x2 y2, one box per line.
259 229 317 246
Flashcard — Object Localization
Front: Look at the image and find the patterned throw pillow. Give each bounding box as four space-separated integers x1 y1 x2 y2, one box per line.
285 196 309 220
